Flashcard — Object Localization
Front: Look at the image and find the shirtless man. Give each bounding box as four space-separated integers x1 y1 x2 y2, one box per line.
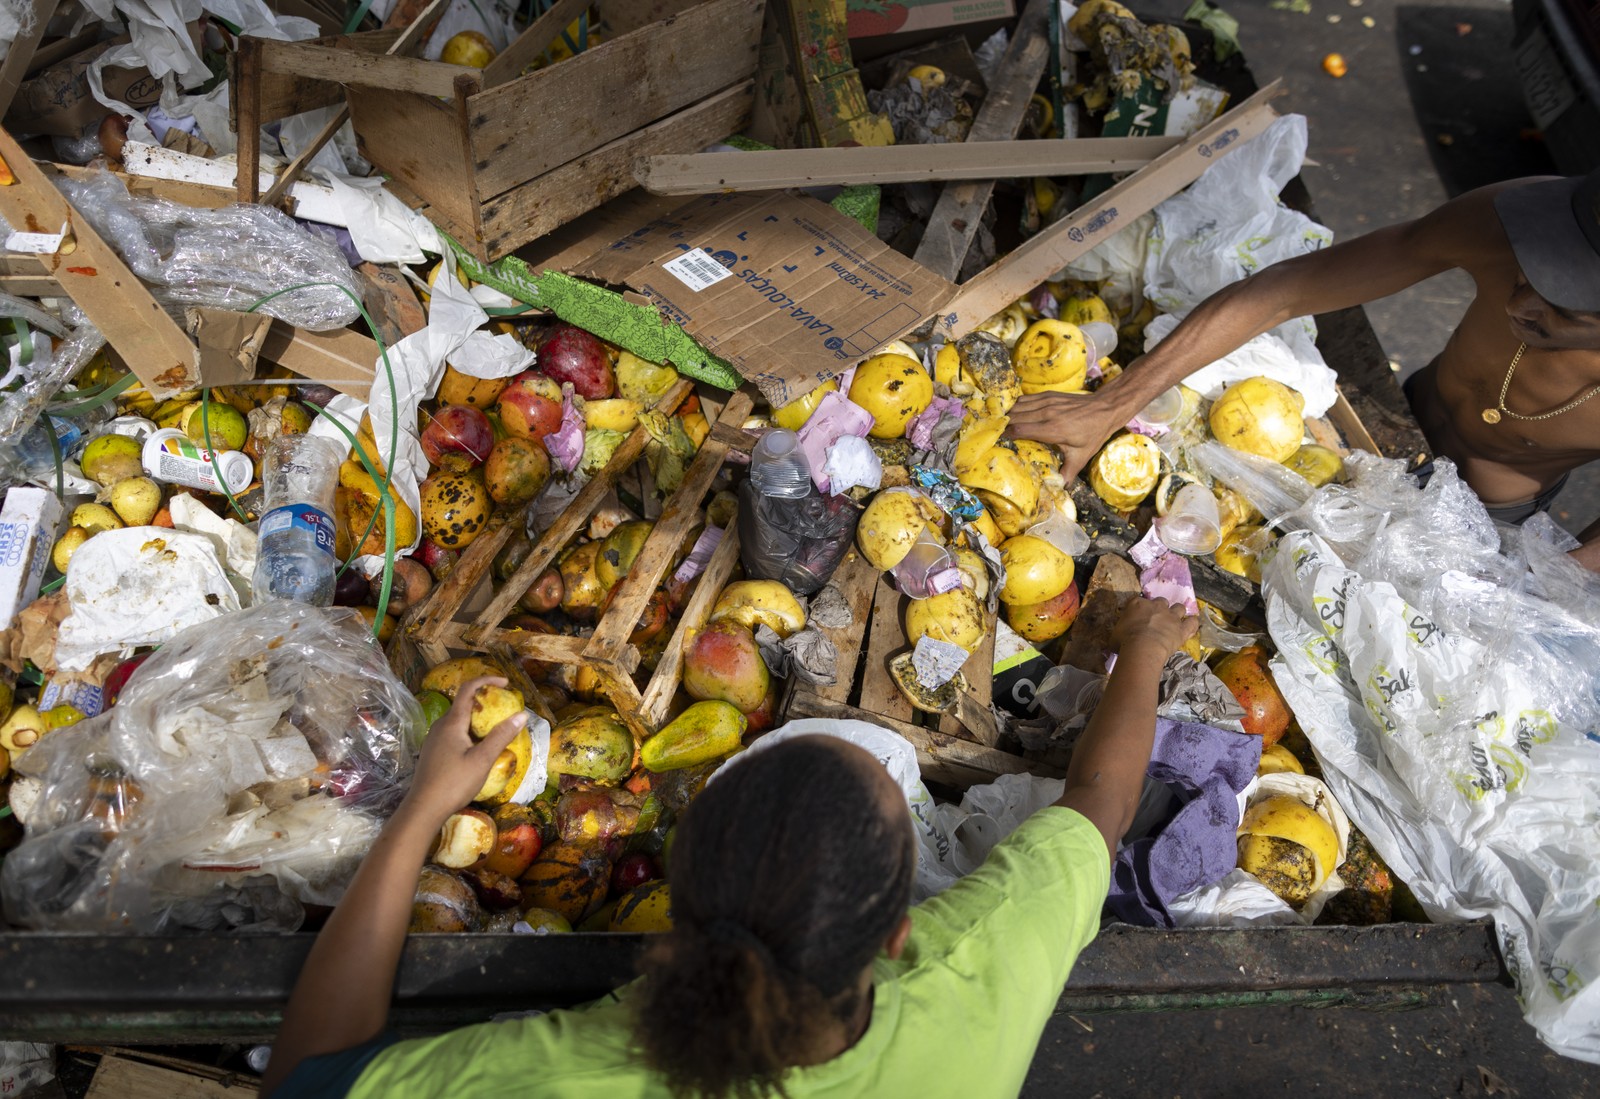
1008 169 1600 571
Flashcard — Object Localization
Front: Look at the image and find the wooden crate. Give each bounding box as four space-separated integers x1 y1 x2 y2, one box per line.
399 383 755 731
237 0 763 263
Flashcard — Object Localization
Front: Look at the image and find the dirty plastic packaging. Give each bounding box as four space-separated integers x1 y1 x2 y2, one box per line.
54 171 361 330
0 602 420 932
737 429 859 595
253 435 341 607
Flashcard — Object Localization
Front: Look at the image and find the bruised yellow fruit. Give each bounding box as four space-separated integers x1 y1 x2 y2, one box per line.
1213 524 1275 584
80 434 144 487
999 534 1075 605
584 398 642 433
1209 377 1306 463
420 470 490 550
476 727 534 806
969 507 1004 548
849 353 934 438
952 547 990 601
1058 293 1115 328
976 491 1035 540
1088 432 1162 511
904 585 985 653
1013 319 1089 393
906 64 946 87
421 656 506 698
469 685 525 739
933 343 962 388
959 447 1040 519
183 402 247 452
110 476 162 526
772 379 837 433
1257 743 1306 776
710 580 807 638
71 503 122 534
857 490 944 571
954 334 1022 417
615 352 680 406
1285 443 1344 488
440 29 496 67
641 700 746 772
610 880 673 932
953 416 1010 476
1012 438 1063 480
1237 794 1340 907
52 526 92 573
974 304 1029 347
0 704 46 752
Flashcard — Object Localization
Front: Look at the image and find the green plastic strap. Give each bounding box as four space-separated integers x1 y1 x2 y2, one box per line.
439 233 744 391
343 0 376 35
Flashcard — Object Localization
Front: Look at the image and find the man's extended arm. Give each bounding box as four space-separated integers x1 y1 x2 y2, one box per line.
1008 188 1496 480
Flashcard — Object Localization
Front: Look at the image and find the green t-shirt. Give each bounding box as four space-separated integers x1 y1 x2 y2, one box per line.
294 806 1109 1099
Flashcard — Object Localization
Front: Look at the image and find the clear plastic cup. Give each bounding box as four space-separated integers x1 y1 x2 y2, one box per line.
1079 321 1119 364
892 531 960 598
1156 482 1223 556
749 428 813 499
1137 387 1185 429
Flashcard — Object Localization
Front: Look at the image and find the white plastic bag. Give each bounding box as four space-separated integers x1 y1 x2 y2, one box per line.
1143 114 1336 402
1263 511 1600 1063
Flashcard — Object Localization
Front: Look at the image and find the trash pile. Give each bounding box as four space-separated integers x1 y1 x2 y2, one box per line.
1 0 1597 1068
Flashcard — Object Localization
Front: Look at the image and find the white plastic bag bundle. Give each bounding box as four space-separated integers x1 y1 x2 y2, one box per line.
1261 464 1600 1062
1143 114 1337 408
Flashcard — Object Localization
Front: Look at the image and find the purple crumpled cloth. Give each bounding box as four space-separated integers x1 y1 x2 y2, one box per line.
1105 717 1262 928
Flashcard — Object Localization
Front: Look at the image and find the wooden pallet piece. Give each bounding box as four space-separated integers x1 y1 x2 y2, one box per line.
912 0 1053 281
806 550 880 705
0 123 202 396
407 377 695 647
86 1053 258 1099
855 574 915 724
638 135 1179 194
583 390 757 708
939 624 999 747
636 517 742 728
935 83 1282 339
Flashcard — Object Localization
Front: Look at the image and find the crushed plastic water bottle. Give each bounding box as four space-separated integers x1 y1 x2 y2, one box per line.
252 435 342 606
738 429 858 594
749 429 813 498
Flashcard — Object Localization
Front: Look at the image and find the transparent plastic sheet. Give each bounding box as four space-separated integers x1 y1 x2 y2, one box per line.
0 317 107 462
1189 439 1315 523
0 603 421 933
1262 466 1600 1062
54 172 361 330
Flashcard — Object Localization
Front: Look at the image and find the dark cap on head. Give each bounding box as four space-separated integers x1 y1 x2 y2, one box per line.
1494 170 1600 313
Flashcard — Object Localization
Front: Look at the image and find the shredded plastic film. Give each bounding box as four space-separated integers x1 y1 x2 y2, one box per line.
54 171 362 330
0 603 421 933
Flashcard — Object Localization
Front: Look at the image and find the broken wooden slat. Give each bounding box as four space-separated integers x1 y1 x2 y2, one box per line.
637 135 1179 194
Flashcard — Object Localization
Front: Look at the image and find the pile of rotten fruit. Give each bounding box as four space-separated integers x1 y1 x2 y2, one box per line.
381 279 1410 935
0 268 1408 936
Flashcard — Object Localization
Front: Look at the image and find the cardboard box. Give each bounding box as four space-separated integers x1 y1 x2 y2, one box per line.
0 488 63 634
5 31 201 137
568 191 956 407
845 0 1017 40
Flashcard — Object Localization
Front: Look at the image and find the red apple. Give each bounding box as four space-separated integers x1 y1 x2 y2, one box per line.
421 404 494 471
415 537 460 582
103 652 151 709
483 819 544 879
611 852 660 895
518 566 564 615
537 325 615 400
496 371 564 441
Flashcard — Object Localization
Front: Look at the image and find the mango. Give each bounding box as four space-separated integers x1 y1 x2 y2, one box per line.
558 541 607 620
420 470 490 550
110 476 162 527
547 710 634 784
1213 646 1293 746
484 436 551 507
420 656 506 698
469 685 525 739
642 700 747 772
595 520 653 590
1003 581 1082 643
80 434 143 487
682 621 770 713
71 503 122 534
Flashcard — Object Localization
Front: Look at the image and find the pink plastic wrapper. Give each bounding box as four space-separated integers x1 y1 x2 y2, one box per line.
546 384 585 472
907 395 966 450
1130 526 1200 615
672 525 724 584
797 391 874 493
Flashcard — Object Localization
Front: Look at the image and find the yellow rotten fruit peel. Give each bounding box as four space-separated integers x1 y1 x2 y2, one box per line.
999 534 1075 605
1058 293 1115 328
850 353 934 439
710 580 807 638
584 398 643 434
933 343 962 389
476 727 534 806
976 491 1034 540
1257 744 1306 776
1013 319 1089 393
615 351 680 405
1208 377 1306 464
959 447 1040 519
904 585 985 653
772 379 837 433
974 304 1030 347
1214 524 1275 583
1088 432 1162 511
857 490 944 571
1237 794 1340 906
1284 443 1344 488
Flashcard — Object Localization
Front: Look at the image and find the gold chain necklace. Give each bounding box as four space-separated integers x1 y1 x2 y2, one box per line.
1482 342 1600 424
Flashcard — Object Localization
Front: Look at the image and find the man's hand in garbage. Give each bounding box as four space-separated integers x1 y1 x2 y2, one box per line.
1006 389 1129 484
403 676 527 828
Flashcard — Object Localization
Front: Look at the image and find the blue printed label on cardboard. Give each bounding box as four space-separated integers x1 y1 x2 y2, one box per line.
260 505 337 557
